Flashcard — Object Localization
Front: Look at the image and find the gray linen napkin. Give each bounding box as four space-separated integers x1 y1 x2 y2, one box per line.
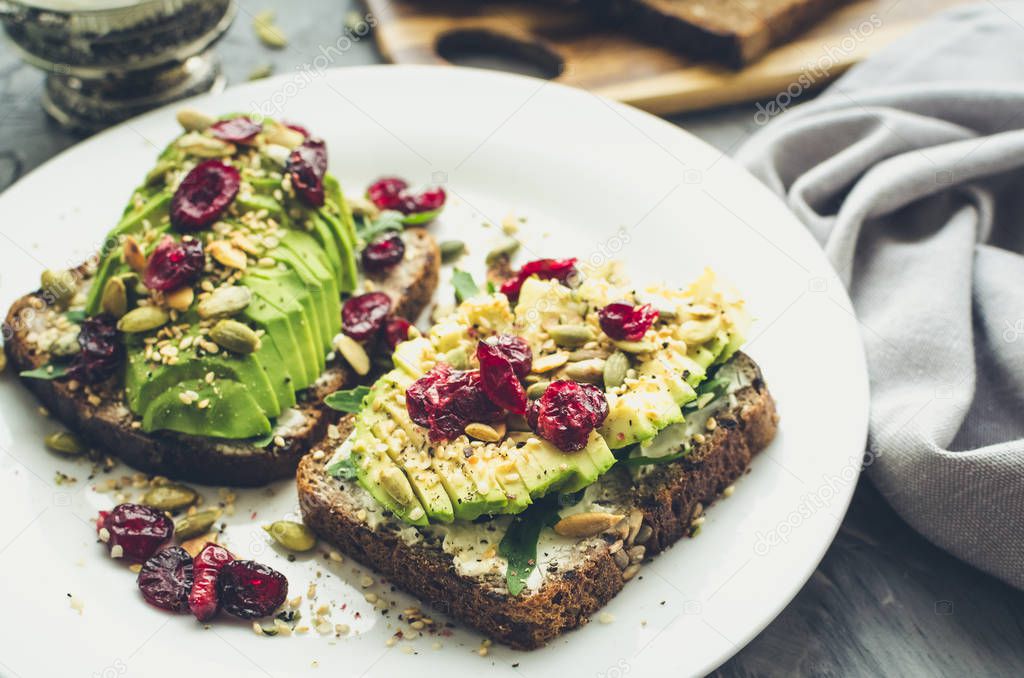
736 1 1024 589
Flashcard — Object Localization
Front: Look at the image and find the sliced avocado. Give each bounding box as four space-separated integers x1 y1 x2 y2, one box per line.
432 456 509 521
351 418 429 527
278 231 341 338
306 212 345 281
142 379 272 438
514 433 615 495
316 209 358 293
249 328 298 411
268 237 333 347
124 327 281 420
245 271 326 377
241 282 317 389
324 175 359 293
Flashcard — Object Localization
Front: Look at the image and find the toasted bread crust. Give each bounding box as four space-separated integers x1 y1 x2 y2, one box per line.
296 352 777 648
3 228 440 487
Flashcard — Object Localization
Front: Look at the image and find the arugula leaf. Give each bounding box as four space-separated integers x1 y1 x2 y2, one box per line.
618 450 690 468
401 208 441 226
498 495 562 596
357 210 404 243
324 385 371 413
486 280 496 294
451 269 480 303
19 364 69 380
326 455 358 480
64 310 86 324
684 376 731 411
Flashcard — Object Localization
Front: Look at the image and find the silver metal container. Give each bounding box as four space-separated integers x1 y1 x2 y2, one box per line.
0 0 236 131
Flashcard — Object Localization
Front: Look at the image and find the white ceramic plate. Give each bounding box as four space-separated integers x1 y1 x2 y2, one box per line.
0 66 868 678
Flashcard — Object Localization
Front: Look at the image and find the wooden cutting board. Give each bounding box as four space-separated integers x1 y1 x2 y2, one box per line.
365 0 967 115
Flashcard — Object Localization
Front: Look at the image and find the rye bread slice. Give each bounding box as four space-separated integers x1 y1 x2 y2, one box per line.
297 351 778 649
2 228 440 487
590 0 846 67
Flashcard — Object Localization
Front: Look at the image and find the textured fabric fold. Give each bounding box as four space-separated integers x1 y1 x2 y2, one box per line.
737 2 1024 588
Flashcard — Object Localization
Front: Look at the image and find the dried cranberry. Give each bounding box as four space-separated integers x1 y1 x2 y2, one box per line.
137 546 193 613
526 380 608 451
170 160 240 231
406 364 503 442
413 187 446 212
67 314 122 384
284 122 310 138
476 341 527 415
342 292 392 342
217 560 288 619
366 177 408 211
144 235 205 292
98 503 173 563
189 542 234 622
499 258 579 301
382 316 412 352
489 335 532 378
287 138 328 207
598 302 659 341
362 233 406 273
209 117 262 144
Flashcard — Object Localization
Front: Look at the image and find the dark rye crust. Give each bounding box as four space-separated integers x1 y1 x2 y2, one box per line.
3 228 440 487
297 352 778 649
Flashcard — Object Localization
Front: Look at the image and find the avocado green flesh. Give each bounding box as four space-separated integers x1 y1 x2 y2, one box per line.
84 121 358 440
347 365 617 525
143 379 272 439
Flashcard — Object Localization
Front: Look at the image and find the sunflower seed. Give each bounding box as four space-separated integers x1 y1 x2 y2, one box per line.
553 512 625 538
254 10 288 48
465 421 505 443
612 549 629 570
208 240 248 269
526 381 550 399
334 334 369 375
123 236 147 272
531 352 568 373
612 339 658 354
41 269 75 308
176 132 235 158
264 123 304 150
165 286 194 312
564 358 605 384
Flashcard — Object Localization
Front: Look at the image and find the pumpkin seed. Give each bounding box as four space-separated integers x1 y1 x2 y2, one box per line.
210 319 261 354
144 159 177 187
465 421 505 443
485 236 520 266
176 107 215 132
564 358 605 384
442 346 468 370
264 123 304 150
176 131 235 158
263 520 317 552
334 334 370 375
553 512 625 538
531 352 568 373
247 63 274 81
379 466 416 506
208 240 248 270
439 240 466 263
101 277 128 318
567 348 609 361
603 351 629 389
118 306 169 333
123 236 147 273
548 324 595 348
44 430 85 455
253 10 288 49
613 339 658 354
143 483 198 511
41 269 76 307
526 381 550 399
197 285 252 319
175 509 221 540
165 286 195 312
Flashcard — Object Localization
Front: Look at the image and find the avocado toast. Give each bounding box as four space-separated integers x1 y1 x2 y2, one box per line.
298 260 778 648
3 112 440 486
